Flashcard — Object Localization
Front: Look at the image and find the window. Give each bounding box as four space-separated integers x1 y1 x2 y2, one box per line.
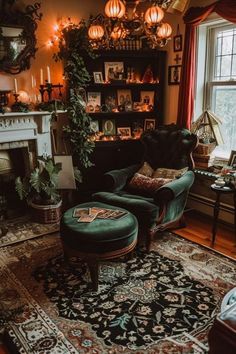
195 21 236 158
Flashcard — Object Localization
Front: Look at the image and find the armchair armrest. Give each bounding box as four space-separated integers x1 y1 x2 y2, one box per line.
153 170 195 205
104 164 140 192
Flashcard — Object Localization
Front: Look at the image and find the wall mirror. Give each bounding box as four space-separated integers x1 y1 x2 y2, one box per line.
0 0 42 74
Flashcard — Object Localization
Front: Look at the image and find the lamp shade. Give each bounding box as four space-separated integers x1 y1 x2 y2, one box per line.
105 0 126 19
156 22 172 38
88 25 105 40
144 5 164 26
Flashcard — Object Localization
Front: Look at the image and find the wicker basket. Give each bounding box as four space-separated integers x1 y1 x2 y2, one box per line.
29 200 62 224
194 142 216 155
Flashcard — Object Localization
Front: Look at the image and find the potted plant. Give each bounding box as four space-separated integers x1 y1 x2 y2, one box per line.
15 156 62 224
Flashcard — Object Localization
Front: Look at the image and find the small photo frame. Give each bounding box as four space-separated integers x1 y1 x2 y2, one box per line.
228 150 236 168
93 72 104 83
117 89 132 106
173 34 182 52
140 91 155 105
90 120 99 133
104 62 124 82
117 127 132 139
102 119 116 135
86 92 101 112
144 119 156 131
168 65 181 85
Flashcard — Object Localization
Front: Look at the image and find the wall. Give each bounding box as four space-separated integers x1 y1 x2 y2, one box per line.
1 0 213 124
0 0 104 102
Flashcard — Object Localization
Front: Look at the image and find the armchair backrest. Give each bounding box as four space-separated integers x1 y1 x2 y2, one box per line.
141 124 198 170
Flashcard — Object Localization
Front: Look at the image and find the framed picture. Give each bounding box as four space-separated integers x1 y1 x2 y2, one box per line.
168 65 181 85
86 92 101 112
105 94 117 111
117 127 132 139
144 119 156 131
117 89 132 106
90 120 99 133
104 62 124 82
93 72 104 83
140 91 155 105
173 34 182 52
102 119 116 135
228 150 236 168
53 155 76 189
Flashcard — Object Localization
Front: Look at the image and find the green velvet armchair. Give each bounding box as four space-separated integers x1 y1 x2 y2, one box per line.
93 124 198 251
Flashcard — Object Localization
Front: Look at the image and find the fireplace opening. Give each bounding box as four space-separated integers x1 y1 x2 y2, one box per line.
0 144 35 219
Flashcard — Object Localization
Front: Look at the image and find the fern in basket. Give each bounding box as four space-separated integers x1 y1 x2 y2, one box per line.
15 157 62 206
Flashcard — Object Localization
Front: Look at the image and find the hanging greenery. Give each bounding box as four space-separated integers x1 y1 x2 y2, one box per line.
54 19 96 178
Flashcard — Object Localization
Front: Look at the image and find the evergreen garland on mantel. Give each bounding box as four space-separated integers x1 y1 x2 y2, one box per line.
54 20 96 177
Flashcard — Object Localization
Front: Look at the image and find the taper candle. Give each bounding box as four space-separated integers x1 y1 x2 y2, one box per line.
47 66 51 83
40 68 43 85
31 75 34 88
14 78 18 93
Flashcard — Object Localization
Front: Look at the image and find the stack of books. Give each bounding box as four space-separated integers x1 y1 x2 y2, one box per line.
193 153 215 169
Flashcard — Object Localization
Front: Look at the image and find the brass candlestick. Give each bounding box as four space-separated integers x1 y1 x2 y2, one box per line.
39 81 63 102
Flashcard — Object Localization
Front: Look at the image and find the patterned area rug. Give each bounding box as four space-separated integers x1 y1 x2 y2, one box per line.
0 216 59 248
0 232 235 354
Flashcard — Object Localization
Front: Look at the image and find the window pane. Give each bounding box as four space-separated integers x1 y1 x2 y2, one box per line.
221 55 231 78
222 33 233 55
214 28 236 80
215 56 221 79
217 36 222 56
212 85 236 154
232 55 236 76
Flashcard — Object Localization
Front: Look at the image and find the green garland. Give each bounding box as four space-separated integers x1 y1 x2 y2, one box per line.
54 20 96 174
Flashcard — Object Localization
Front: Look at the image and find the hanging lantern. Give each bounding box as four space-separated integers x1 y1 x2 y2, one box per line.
88 25 105 40
156 22 172 39
105 0 126 19
144 5 164 26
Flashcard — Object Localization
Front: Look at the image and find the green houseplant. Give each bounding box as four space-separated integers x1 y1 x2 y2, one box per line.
15 156 62 223
54 19 96 177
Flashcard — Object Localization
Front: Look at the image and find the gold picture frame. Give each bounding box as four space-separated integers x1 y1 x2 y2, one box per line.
117 127 132 139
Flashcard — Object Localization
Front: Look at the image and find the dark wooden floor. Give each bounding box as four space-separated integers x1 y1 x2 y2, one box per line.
0 210 235 353
175 210 236 260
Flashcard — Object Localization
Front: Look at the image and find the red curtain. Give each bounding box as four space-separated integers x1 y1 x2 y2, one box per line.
177 0 236 129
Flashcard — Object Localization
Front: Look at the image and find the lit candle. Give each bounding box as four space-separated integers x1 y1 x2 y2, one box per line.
40 68 43 85
47 66 51 83
31 75 34 88
14 78 18 93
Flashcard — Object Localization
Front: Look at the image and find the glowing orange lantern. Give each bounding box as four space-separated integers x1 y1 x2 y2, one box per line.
105 0 126 19
88 25 105 40
144 5 164 26
156 22 172 38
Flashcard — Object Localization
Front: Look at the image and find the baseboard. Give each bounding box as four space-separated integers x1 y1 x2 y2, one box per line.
187 193 235 225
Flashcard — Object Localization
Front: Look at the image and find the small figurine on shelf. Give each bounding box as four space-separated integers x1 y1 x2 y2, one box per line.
142 65 154 83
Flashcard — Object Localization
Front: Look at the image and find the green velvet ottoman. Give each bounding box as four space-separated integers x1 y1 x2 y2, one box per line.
60 201 138 291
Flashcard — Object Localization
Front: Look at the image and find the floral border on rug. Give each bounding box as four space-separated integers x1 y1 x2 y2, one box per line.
0 232 235 354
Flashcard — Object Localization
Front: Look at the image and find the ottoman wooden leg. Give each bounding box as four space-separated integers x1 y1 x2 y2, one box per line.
87 259 99 291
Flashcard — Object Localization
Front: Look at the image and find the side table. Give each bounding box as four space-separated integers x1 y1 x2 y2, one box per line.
211 184 236 244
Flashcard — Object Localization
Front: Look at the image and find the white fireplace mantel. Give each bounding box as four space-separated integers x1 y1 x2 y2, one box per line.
0 111 53 156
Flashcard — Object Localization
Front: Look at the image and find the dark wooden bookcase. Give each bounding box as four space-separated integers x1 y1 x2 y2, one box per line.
85 49 166 137
79 49 166 197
